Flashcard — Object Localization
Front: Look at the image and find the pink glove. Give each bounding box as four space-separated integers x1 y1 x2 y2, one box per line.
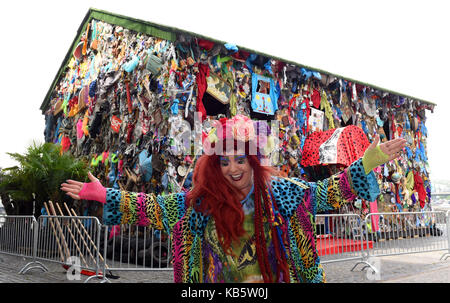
79 181 106 204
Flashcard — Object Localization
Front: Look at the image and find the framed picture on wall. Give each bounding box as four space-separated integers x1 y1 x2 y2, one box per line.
206 73 231 104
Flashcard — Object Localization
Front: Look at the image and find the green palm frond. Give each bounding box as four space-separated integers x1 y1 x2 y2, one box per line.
0 142 88 213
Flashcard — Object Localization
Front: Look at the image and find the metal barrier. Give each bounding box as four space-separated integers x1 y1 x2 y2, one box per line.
0 215 48 274
100 224 173 275
315 213 369 264
0 213 172 282
439 210 450 260
0 215 35 258
35 214 103 281
1 209 449 282
351 211 449 272
365 211 448 256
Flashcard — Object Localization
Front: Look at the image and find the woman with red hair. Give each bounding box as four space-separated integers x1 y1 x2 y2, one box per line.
61 115 405 283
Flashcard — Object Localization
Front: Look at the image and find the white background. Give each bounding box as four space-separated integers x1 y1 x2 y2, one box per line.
0 0 448 182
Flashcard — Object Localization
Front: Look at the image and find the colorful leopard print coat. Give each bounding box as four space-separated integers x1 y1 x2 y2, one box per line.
103 158 380 282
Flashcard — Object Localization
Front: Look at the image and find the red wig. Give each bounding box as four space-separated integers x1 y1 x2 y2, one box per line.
186 153 274 253
186 139 289 282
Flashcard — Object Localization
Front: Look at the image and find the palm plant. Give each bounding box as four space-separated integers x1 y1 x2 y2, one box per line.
0 142 88 216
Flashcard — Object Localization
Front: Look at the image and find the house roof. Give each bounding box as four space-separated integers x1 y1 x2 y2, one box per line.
39 8 435 113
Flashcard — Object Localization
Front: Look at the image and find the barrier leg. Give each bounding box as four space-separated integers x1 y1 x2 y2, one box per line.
19 218 48 274
440 210 450 261
351 216 373 272
350 251 377 272
19 261 49 274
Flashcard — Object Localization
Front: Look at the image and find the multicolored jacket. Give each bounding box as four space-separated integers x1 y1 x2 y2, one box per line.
103 158 380 283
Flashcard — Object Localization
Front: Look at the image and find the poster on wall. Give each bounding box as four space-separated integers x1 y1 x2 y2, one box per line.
309 108 324 132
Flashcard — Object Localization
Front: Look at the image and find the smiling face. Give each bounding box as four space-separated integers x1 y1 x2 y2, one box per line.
219 154 254 197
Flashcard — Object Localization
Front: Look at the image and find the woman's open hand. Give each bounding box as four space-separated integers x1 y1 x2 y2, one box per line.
60 172 106 203
373 135 406 161
362 135 407 174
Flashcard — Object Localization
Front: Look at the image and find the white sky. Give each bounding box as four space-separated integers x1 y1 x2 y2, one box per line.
0 0 449 182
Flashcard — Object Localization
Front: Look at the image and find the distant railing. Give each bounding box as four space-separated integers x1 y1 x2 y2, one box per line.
431 193 450 197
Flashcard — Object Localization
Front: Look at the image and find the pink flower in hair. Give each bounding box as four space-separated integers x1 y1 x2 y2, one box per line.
214 119 234 141
231 114 255 142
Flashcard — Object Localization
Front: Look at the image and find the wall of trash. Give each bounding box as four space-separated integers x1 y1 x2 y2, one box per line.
42 18 436 219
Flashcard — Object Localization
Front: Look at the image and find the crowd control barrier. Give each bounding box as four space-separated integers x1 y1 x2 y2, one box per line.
443 210 450 260
364 211 447 256
315 213 369 265
351 210 449 272
0 202 106 282
0 205 449 282
0 215 36 259
0 215 48 274
35 215 103 279
99 224 173 274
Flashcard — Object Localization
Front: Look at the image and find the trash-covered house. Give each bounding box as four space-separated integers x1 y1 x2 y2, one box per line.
40 8 436 222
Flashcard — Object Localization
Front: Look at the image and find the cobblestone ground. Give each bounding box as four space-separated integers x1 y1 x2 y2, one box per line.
1 250 449 283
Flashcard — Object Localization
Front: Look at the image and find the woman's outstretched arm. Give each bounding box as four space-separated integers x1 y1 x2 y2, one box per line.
270 135 406 217
312 134 406 213
60 172 187 234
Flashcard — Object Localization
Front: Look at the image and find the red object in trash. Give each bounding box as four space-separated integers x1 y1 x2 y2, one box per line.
62 264 120 279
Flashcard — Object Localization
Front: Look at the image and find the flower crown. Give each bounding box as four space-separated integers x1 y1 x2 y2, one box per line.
202 114 275 156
